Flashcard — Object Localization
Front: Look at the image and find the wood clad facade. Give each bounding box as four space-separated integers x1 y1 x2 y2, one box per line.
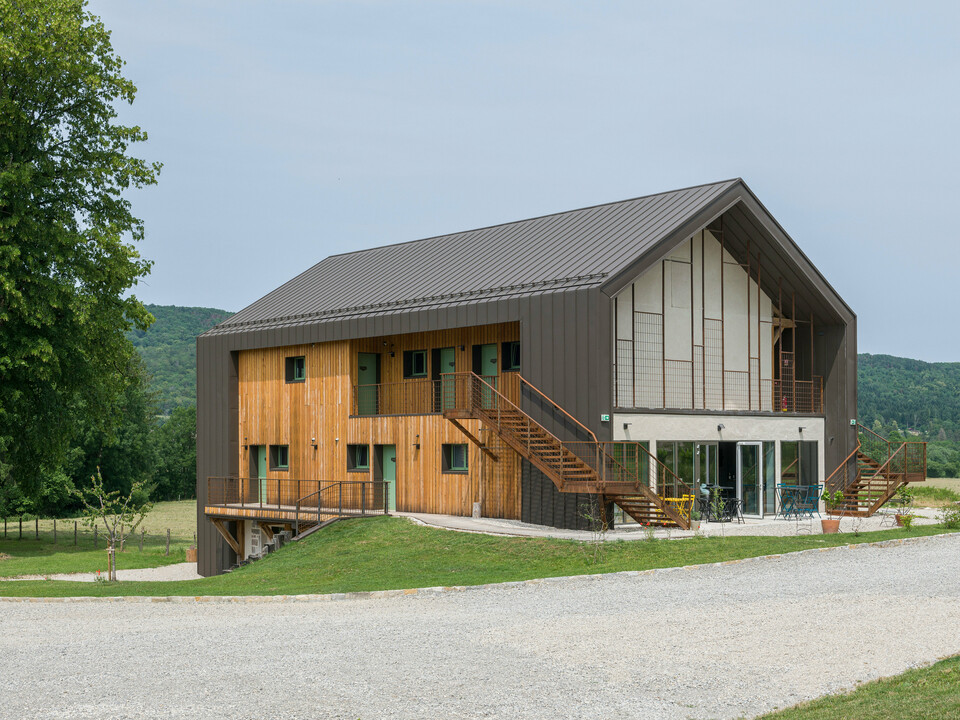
236 322 522 519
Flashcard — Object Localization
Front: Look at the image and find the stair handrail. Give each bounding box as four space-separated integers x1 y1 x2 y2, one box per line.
863 442 909 514
825 442 862 493
454 372 689 527
516 374 598 443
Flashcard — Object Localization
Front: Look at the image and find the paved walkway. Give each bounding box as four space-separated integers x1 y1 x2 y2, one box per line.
1 534 958 719
0 561 202 583
399 507 940 540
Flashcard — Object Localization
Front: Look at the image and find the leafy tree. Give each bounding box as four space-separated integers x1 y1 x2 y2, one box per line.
70 353 158 498
151 404 197 500
0 0 160 498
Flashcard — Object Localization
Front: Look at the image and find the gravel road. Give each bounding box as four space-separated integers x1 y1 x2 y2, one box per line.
2 535 958 720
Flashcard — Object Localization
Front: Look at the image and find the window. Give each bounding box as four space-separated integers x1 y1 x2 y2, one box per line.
285 356 306 383
403 349 428 378
502 341 520 372
269 445 289 470
347 444 370 471
442 443 468 473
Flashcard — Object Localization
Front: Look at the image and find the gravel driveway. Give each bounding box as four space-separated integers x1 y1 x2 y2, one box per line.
2 535 958 720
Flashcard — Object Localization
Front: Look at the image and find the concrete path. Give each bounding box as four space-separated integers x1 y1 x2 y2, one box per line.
0 561 201 583
1 534 958 719
399 507 940 540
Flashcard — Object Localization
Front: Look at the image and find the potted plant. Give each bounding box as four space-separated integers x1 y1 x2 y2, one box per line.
689 508 702 531
894 486 914 527
820 488 845 534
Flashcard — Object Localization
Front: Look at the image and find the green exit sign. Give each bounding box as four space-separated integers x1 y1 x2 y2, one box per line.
600 414 610 422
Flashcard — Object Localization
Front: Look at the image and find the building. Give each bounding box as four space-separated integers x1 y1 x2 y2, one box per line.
197 178 864 576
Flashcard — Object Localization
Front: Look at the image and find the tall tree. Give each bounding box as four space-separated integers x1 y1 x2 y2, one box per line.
0 0 160 497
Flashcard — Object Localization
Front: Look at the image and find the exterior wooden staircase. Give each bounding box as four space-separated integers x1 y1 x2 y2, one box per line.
442 372 692 529
825 425 927 517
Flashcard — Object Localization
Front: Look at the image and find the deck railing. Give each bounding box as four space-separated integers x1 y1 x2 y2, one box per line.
206 477 389 526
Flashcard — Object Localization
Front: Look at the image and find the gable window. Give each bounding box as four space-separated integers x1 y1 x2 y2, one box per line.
269 445 289 470
285 356 306 383
502 341 520 372
347 444 370 471
442 443 468 473
403 349 428 378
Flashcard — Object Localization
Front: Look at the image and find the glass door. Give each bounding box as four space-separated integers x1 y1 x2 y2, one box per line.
737 442 763 516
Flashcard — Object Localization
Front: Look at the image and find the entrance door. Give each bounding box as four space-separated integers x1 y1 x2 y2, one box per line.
375 444 396 512
250 445 266 503
737 442 763 516
357 352 380 415
474 343 498 407
433 347 456 411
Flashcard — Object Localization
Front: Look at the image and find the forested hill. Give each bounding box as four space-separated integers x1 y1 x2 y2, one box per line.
857 354 960 441
128 304 233 413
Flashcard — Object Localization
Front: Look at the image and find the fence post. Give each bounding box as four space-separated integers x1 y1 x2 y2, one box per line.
53 518 57 544
19 517 22 540
94 526 98 549
3 517 5 538
35 517 38 540
339 483 343 517
139 529 144 552
74 521 78 546
166 529 170 556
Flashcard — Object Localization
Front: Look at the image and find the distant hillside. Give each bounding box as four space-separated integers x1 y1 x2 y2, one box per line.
858 354 960 440
128 305 233 413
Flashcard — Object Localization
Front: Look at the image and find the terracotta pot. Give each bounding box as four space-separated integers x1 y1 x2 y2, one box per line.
895 514 905 527
185 547 197 563
821 518 841 534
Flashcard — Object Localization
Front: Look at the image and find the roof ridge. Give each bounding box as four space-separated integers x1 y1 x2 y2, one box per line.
323 178 741 261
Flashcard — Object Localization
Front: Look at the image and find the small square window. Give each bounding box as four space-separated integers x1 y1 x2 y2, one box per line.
269 445 289 470
347 444 369 471
285 356 306 383
502 341 520 372
403 349 428 378
442 444 468 473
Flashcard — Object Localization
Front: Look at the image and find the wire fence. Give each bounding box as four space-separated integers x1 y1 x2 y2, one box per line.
0 516 195 556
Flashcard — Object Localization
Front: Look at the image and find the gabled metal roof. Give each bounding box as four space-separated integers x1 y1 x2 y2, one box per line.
207 179 741 335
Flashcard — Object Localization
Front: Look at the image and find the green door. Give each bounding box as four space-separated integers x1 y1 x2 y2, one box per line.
478 343 498 407
439 346 456 410
257 445 267 503
357 352 380 415
382 445 396 511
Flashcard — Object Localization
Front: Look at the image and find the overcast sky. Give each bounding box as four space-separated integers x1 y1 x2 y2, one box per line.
91 1 959 362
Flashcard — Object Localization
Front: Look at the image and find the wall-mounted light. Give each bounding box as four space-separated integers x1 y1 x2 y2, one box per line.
717 424 725 433
335 437 339 444
458 344 465 351
413 433 420 450
389 351 395 357
798 426 805 434
311 437 317 448
623 421 633 431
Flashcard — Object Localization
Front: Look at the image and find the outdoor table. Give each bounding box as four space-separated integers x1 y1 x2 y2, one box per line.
776 484 802 519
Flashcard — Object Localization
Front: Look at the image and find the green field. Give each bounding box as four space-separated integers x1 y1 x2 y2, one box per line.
757 655 960 719
0 516 956 598
0 500 196 577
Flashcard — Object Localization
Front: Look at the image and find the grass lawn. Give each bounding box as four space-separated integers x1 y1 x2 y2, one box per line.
911 479 960 508
0 500 196 577
757 655 960 719
0 516 956 598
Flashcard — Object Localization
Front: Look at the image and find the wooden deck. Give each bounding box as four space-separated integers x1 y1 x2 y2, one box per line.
205 502 383 523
